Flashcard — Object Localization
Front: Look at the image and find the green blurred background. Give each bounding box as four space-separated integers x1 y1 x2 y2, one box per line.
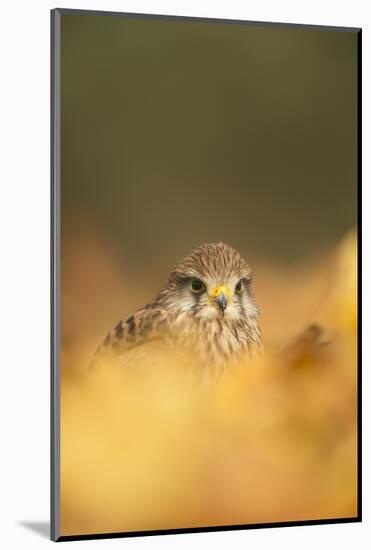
61 13 357 268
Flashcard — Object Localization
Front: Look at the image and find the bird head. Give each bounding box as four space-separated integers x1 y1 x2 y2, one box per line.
159 242 259 323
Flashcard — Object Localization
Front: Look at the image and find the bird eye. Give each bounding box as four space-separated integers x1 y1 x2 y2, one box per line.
190 278 206 293
235 280 243 294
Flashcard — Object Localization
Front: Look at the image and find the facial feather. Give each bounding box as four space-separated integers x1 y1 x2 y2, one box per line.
156 242 261 366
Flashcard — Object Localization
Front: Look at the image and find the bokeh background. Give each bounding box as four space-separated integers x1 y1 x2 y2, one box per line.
61 14 357 265
59 12 358 537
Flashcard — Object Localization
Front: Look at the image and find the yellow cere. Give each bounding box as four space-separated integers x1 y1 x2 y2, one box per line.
211 285 231 299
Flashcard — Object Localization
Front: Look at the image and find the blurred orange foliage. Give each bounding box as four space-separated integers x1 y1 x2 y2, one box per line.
60 232 357 536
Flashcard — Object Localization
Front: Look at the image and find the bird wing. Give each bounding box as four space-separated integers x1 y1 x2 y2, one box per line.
91 304 169 366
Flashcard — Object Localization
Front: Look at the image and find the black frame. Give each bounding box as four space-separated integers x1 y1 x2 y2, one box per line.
51 8 362 542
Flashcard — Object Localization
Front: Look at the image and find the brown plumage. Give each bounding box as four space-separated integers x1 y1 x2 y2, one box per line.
92 243 262 371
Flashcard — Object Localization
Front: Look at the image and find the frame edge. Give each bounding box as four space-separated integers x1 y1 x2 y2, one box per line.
51 7 61 543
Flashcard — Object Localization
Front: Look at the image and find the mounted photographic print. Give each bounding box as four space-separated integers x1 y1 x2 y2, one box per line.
51 8 361 541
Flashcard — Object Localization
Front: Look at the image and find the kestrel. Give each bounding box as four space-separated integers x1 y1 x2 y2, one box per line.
93 243 262 370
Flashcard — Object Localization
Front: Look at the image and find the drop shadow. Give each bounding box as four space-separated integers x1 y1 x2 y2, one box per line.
18 521 50 539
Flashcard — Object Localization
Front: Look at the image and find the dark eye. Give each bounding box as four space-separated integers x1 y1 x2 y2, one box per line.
235 280 243 294
190 278 206 293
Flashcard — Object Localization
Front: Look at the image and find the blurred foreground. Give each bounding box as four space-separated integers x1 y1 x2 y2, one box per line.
60 233 357 536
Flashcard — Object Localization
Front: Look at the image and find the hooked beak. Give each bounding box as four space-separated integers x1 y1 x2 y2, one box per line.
215 292 228 313
211 285 230 313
